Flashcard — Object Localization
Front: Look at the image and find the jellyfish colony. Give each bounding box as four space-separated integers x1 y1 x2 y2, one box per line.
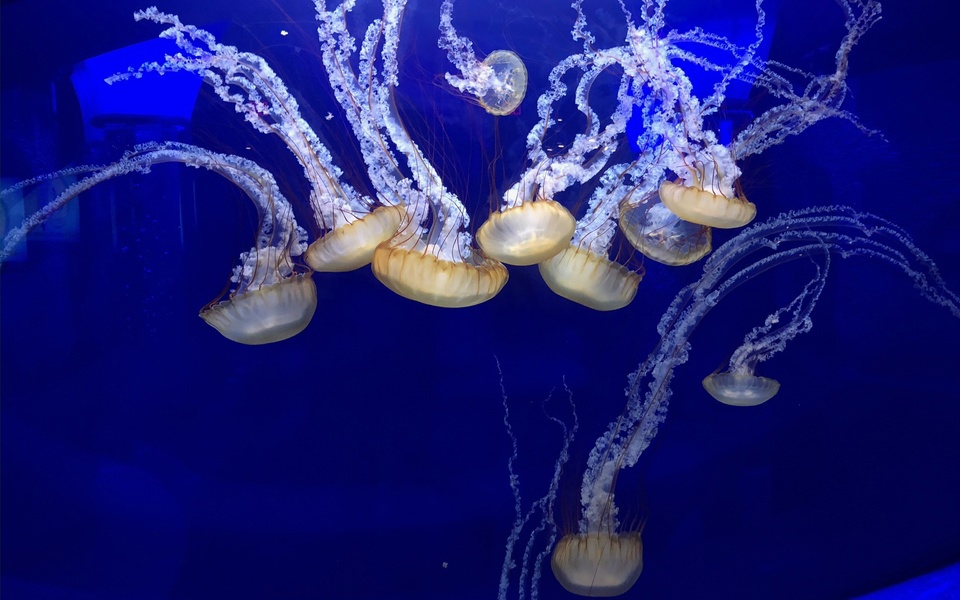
2 0 959 597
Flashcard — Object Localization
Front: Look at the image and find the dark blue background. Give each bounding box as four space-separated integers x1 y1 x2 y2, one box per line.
2 0 958 598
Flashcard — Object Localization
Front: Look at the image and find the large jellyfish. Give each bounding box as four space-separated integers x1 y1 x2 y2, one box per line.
1 142 315 344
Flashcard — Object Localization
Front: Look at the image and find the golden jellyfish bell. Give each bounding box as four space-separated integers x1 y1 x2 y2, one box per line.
702 369 781 406
658 180 756 229
477 50 527 116
476 199 575 266
200 273 317 345
538 246 641 311
551 532 644 597
372 238 508 308
304 206 404 272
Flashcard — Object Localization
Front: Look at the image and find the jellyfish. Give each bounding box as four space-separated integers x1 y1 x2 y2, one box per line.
538 165 643 311
551 532 644 597
701 255 833 407
658 172 757 229
109 8 402 273
618 192 712 267
1 142 315 344
702 229 835 406
702 369 780 406
538 245 642 311
439 1 528 116
604 3 756 232
476 200 578 267
318 0 508 307
476 51 528 116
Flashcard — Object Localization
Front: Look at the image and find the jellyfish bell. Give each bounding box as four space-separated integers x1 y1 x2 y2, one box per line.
304 205 404 272
533 165 646 310
658 179 756 229
200 272 317 345
538 245 641 311
360 94 510 307
536 199 644 311
550 466 648 597
372 222 509 308
476 198 576 265
619 193 712 266
439 3 528 117
475 50 528 116
364 174 509 309
659 144 755 229
703 367 781 407
372 240 508 308
551 532 644 597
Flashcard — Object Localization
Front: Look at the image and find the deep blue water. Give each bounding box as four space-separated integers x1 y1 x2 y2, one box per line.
2 0 959 598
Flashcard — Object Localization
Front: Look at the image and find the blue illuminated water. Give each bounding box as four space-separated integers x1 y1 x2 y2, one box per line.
2 0 958 598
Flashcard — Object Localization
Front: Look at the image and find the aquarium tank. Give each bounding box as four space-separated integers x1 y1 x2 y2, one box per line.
2 0 959 598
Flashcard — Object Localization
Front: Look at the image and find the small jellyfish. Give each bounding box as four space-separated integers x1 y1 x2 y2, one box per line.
439 1 528 116
476 198 576 266
476 50 527 116
551 532 644 597
702 368 781 407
